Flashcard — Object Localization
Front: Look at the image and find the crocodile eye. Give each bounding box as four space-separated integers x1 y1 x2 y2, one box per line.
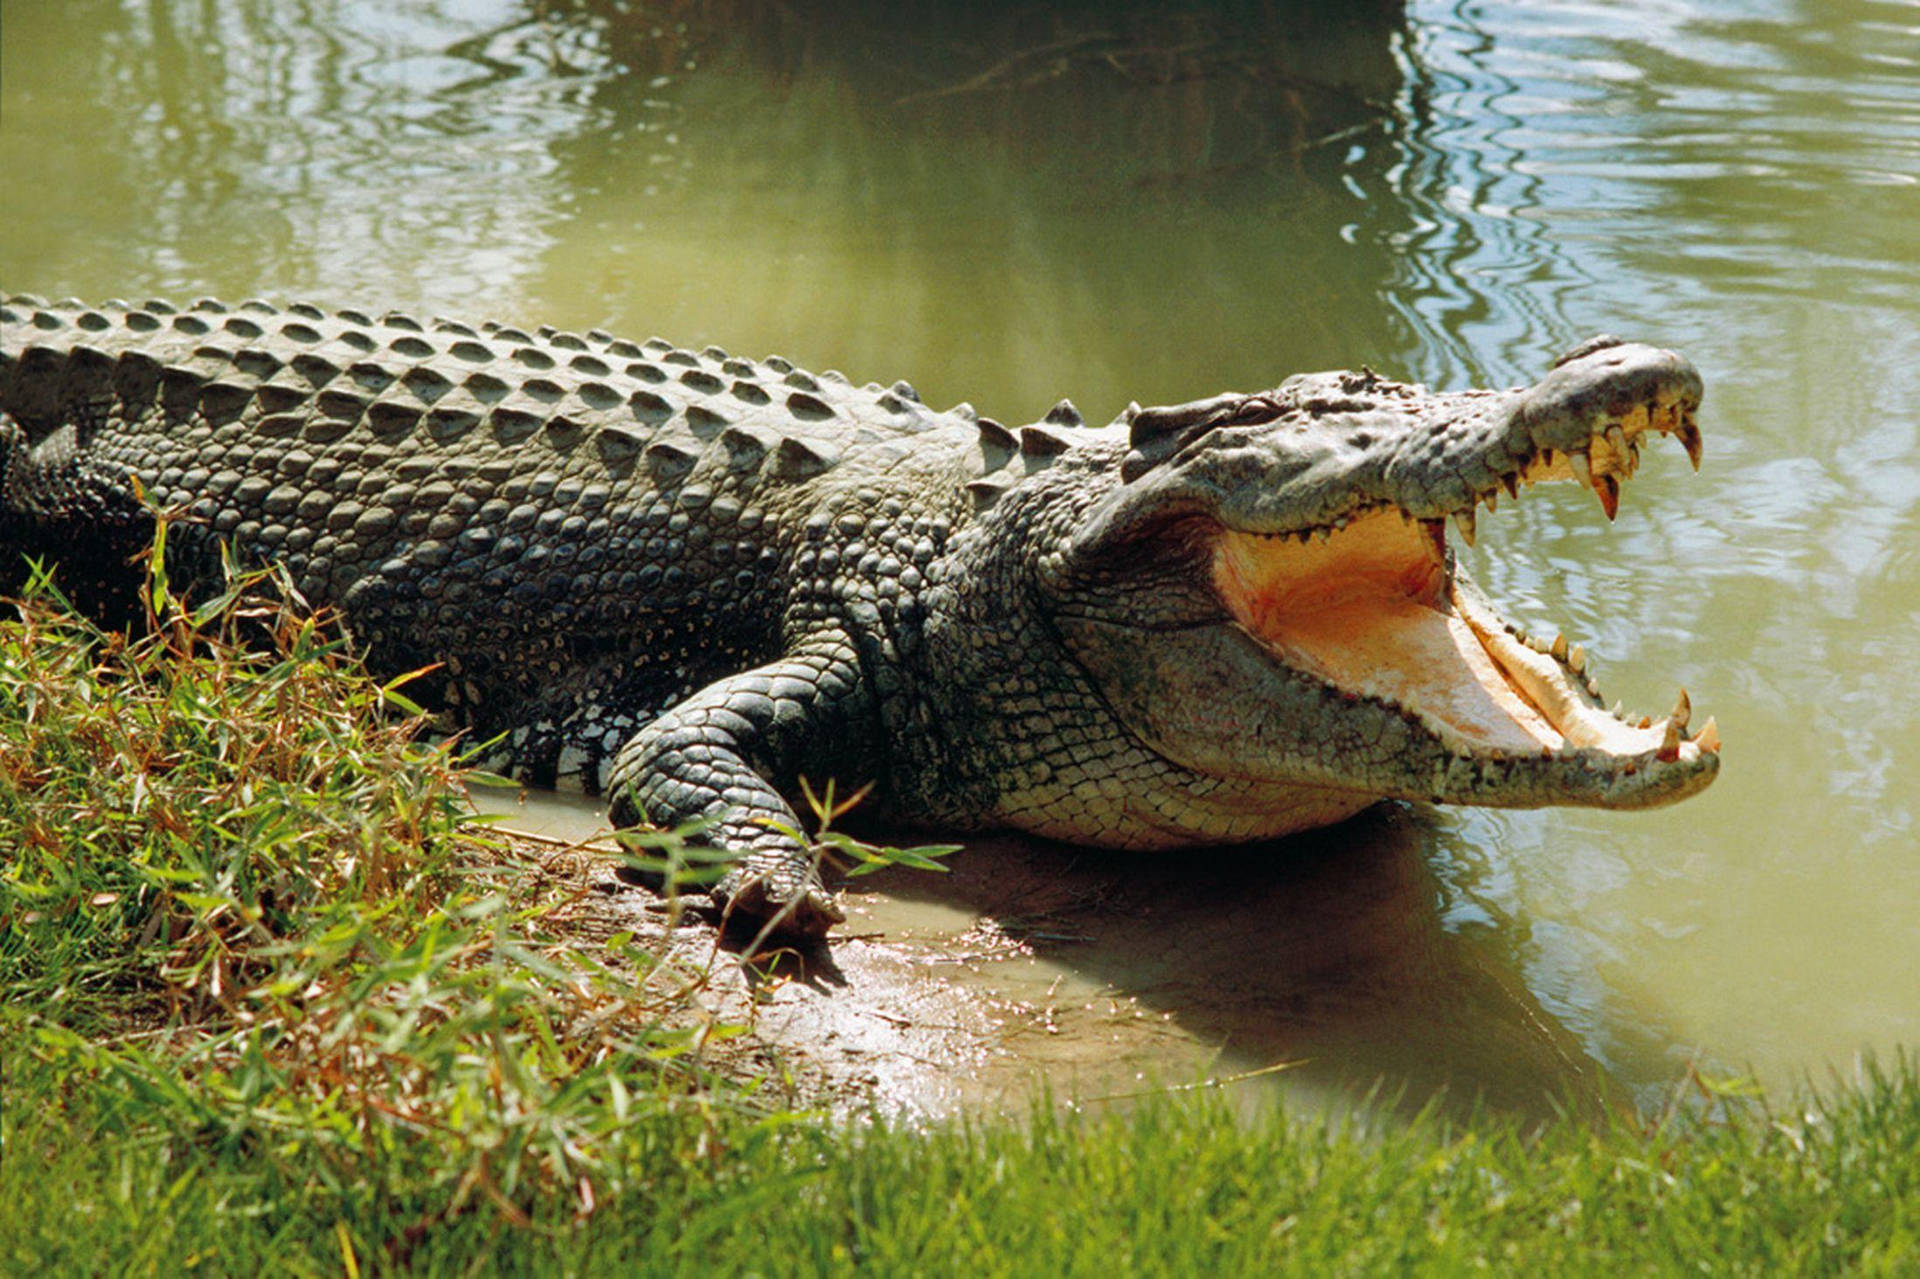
1228 396 1282 426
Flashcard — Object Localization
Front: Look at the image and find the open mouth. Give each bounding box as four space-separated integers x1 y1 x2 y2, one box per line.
1209 396 1722 772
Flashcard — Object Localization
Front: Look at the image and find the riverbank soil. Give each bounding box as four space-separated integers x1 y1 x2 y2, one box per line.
488 795 1618 1124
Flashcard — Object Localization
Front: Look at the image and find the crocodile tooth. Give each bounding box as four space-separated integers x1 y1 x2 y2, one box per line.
1693 717 1721 751
1611 700 1624 719
1605 424 1628 465
1568 644 1586 674
1550 632 1568 662
1483 489 1498 513
1677 418 1704 471
1454 509 1476 546
1596 473 1620 520
1637 715 1652 729
1659 715 1683 760
1569 448 1593 488
1670 686 1691 732
1501 472 1520 499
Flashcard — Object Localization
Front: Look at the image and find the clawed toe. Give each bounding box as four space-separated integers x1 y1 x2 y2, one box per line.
717 870 845 938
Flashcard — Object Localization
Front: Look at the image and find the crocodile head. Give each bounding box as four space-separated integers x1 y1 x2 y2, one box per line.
1046 337 1720 829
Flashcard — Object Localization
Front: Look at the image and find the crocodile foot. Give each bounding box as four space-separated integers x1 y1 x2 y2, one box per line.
711 864 846 941
617 854 846 941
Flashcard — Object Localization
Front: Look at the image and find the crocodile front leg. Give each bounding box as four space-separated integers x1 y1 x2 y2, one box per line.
606 635 873 938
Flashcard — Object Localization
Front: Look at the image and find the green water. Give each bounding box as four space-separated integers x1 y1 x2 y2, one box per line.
4 0 1917 1108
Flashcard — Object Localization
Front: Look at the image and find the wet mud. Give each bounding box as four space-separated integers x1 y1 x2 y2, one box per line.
480 789 1621 1124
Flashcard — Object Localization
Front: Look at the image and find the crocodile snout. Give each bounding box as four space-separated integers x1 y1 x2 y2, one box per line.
1519 340 1703 443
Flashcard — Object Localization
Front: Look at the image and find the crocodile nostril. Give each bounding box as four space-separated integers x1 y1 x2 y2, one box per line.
1552 334 1627 368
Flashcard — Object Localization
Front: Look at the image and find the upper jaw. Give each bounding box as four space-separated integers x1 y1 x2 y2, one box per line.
1476 336 1704 524
1076 339 1704 561
1248 337 1706 537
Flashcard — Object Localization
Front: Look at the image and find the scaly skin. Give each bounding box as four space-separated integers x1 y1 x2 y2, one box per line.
1 296 1721 938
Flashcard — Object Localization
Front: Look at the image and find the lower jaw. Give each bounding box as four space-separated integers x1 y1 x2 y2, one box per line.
1256 593 1557 757
1246 574 1714 786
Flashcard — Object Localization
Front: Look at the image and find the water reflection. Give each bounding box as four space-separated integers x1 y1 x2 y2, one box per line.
2 0 1429 417
857 809 1627 1122
5 0 581 303
478 786 1628 1121
529 0 1423 420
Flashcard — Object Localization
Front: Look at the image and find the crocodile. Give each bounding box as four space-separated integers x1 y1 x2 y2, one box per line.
1 296 1722 938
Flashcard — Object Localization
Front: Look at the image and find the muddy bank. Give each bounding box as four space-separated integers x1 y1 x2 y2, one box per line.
480 789 1623 1123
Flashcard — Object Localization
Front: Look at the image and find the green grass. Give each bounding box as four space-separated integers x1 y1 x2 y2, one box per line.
6 1048 1918 1274
2 557 1917 1274
0 557 773 1266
